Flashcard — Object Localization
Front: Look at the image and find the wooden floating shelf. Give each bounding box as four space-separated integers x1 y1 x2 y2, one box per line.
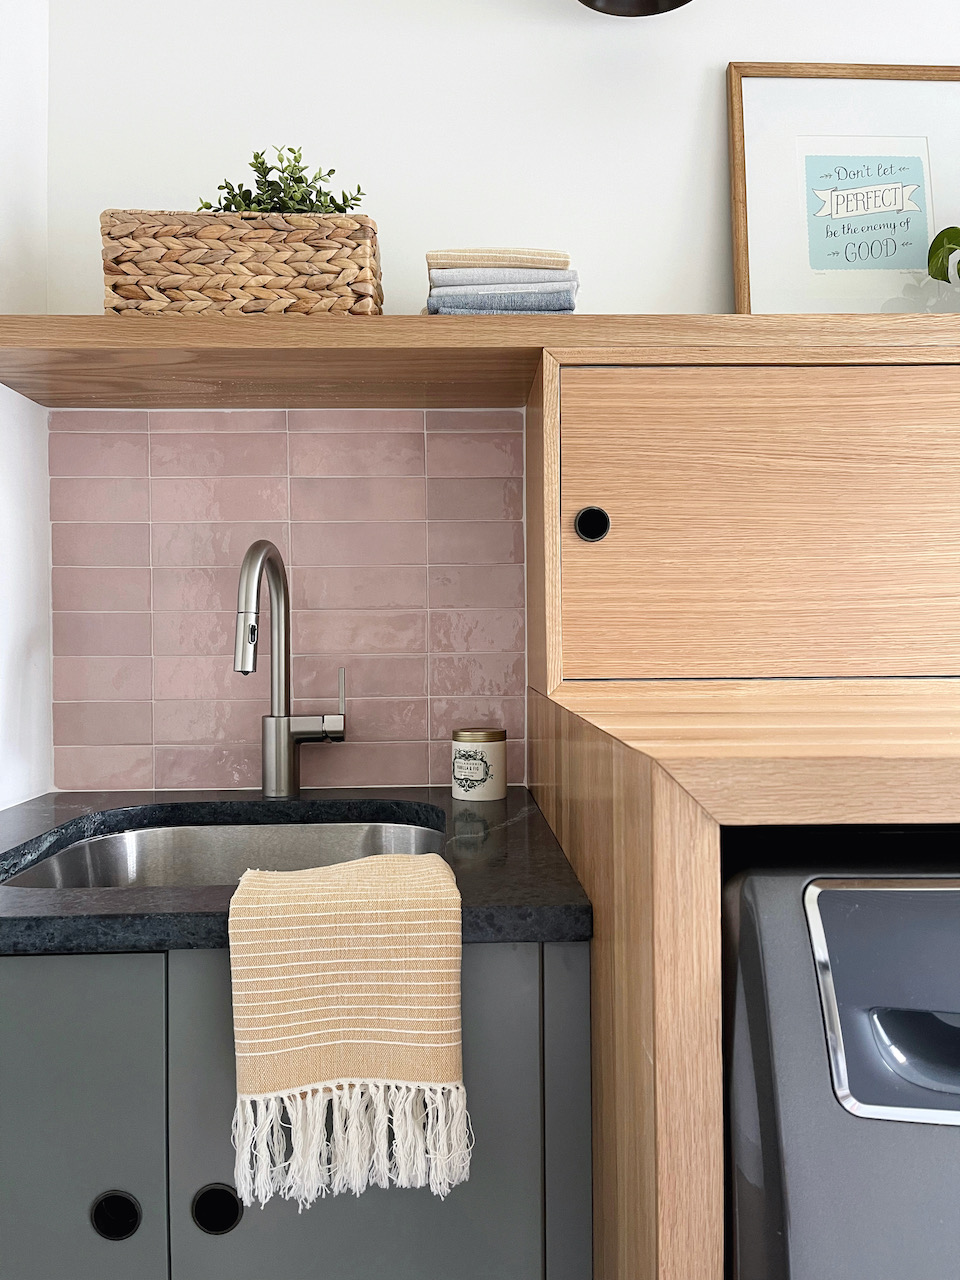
0 314 959 409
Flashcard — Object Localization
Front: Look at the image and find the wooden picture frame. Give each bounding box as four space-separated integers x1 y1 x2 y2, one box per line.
727 63 960 314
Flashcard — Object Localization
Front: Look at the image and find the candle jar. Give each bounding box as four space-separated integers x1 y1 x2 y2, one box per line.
451 728 507 801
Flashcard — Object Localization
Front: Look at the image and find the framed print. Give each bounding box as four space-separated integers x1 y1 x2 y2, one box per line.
727 63 960 314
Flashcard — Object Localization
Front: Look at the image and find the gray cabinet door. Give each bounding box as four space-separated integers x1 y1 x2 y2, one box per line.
168 944 543 1280
0 953 168 1280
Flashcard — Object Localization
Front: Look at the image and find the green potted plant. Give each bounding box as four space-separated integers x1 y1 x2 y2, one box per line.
101 146 380 316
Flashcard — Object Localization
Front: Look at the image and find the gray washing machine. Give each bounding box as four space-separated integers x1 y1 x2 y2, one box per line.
727 872 960 1279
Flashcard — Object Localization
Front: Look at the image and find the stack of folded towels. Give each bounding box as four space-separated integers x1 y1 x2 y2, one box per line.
425 247 578 315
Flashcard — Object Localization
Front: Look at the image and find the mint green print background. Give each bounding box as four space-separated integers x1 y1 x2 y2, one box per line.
805 155 928 271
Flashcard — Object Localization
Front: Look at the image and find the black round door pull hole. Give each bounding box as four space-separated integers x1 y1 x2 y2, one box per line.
90 1191 142 1241
192 1183 244 1235
574 506 611 542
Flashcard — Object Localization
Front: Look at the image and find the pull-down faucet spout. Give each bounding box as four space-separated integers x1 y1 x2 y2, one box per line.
233 539 345 799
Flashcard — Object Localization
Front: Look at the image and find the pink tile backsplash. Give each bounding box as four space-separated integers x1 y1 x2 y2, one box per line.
150 433 287 477
50 477 150 522
290 433 424 477
49 410 148 433
49 432 148 477
50 407 525 790
290 477 426 522
288 409 424 433
52 523 150 567
52 567 151 612
150 477 288 522
425 432 523 478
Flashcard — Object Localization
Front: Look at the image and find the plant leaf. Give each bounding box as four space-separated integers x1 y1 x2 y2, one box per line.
929 227 960 282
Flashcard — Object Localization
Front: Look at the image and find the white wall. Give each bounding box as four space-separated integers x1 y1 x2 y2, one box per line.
0 0 48 314
45 0 960 317
0 0 53 806
0 385 52 808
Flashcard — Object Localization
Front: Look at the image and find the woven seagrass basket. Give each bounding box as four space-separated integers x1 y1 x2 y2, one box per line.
100 209 382 316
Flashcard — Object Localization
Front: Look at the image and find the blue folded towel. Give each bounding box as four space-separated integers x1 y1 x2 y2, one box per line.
427 283 578 314
429 306 576 315
429 268 579 287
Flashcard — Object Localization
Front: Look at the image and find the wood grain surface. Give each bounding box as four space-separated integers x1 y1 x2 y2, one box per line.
560 364 960 679
525 354 562 693
552 676 960 824
3 313 960 407
528 689 723 1280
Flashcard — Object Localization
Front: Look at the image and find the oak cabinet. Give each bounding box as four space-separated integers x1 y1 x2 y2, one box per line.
557 364 960 680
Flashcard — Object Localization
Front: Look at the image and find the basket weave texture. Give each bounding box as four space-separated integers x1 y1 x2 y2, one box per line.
101 209 382 316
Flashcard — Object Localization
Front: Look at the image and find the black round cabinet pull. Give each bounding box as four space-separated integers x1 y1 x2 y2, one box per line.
191 1183 244 1235
90 1191 142 1241
574 506 611 542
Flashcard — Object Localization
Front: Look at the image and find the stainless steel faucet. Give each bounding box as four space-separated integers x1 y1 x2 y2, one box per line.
233 539 345 799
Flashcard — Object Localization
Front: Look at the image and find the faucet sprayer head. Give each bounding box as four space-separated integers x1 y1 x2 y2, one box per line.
234 612 259 675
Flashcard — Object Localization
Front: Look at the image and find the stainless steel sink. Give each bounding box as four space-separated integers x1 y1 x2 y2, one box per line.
2 823 446 889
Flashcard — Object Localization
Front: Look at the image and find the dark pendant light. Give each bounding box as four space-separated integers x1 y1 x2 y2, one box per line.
578 0 693 12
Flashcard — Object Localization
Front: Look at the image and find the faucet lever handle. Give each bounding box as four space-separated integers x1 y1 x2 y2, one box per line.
338 667 346 717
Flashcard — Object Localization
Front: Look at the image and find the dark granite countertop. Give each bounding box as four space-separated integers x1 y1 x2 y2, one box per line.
0 786 591 953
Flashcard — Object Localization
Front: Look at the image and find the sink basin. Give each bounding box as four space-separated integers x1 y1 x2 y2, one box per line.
2 823 446 889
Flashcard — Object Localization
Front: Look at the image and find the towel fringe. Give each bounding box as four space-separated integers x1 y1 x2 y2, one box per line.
232 1081 472 1209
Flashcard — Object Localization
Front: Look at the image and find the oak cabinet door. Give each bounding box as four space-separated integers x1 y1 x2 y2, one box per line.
561 364 960 678
0 954 168 1280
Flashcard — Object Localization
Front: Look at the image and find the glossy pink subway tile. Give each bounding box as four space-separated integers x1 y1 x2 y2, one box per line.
429 696 525 741
291 566 426 611
291 522 425 566
426 433 522 478
151 567 242 612
290 477 425 522
49 410 148 432
293 655 427 699
55 745 154 790
149 411 286 433
50 478 149 523
428 565 525 609
153 612 267 657
429 653 526 697
293 611 427 655
155 745 260 789
46 403 527 790
299 742 430 788
52 523 150 567
153 700 264 745
290 433 424 477
53 612 152 657
49 433 149 477
152 522 289 567
54 656 153 702
425 409 523 433
53 702 153 747
427 521 524 565
150 433 287 477
426 478 522 522
153 656 271 701
150 477 288 522
288 410 424 432
293 698 428 743
52 567 151 612
429 609 525 653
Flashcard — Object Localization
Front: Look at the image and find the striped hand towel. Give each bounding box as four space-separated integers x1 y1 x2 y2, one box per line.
426 247 571 270
229 854 471 1207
